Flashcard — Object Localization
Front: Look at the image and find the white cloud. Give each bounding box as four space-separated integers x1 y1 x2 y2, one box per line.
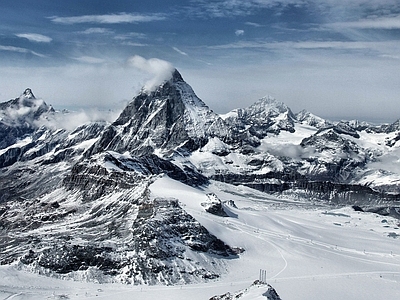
235 29 245 36
187 0 308 18
127 55 175 92
79 28 114 34
186 0 400 21
49 13 166 25
0 45 45 57
72 56 106 64
15 33 52 43
245 22 264 27
121 41 148 47
35 109 121 131
207 40 400 59
114 32 147 40
173 47 188 56
329 15 400 30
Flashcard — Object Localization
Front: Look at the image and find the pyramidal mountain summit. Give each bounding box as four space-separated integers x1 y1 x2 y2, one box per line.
1 69 400 290
87 69 231 157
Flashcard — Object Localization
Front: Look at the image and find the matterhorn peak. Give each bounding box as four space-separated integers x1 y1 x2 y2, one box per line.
21 88 35 99
170 68 184 83
141 68 184 94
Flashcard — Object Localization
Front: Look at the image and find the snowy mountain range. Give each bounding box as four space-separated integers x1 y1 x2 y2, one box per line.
1 70 400 298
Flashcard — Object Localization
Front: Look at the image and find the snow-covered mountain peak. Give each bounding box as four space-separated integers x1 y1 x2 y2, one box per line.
0 89 56 149
248 95 292 115
21 88 35 99
222 95 297 136
140 68 184 95
385 118 400 133
88 68 231 156
243 95 296 126
167 69 209 111
254 95 281 105
1 88 52 119
170 68 184 83
135 68 207 111
296 109 329 128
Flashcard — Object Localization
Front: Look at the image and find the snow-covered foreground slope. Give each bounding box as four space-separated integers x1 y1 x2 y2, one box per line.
1 176 399 299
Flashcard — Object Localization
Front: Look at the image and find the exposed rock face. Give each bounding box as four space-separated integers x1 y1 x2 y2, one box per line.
0 121 108 204
224 96 296 138
210 280 282 300
300 129 366 182
385 119 400 133
296 109 330 128
15 196 237 284
201 193 229 217
121 198 237 284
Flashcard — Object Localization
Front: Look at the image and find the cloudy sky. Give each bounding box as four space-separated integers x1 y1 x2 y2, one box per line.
1 0 400 123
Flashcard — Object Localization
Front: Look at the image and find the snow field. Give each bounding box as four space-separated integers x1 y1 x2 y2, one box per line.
151 176 400 299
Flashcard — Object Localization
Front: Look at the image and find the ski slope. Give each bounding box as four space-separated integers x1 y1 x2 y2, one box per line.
1 176 399 299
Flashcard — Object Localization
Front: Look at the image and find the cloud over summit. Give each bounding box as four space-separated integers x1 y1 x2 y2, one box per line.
128 55 175 92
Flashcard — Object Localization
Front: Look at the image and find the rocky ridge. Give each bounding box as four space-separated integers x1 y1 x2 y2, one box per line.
210 280 282 300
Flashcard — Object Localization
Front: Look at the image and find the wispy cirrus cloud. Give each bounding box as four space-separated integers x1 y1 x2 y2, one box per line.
121 41 148 47
245 22 264 27
49 13 166 25
206 39 400 65
72 56 106 64
114 32 147 41
329 15 400 30
79 28 115 34
209 39 400 52
186 0 308 18
114 32 148 47
188 0 400 19
0 45 45 57
172 46 188 56
15 33 52 43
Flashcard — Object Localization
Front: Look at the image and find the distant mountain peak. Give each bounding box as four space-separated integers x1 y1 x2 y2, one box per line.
22 88 35 99
257 95 278 103
254 95 283 106
248 95 293 116
296 109 329 128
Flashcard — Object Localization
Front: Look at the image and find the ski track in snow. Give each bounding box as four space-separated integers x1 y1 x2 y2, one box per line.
187 205 400 282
